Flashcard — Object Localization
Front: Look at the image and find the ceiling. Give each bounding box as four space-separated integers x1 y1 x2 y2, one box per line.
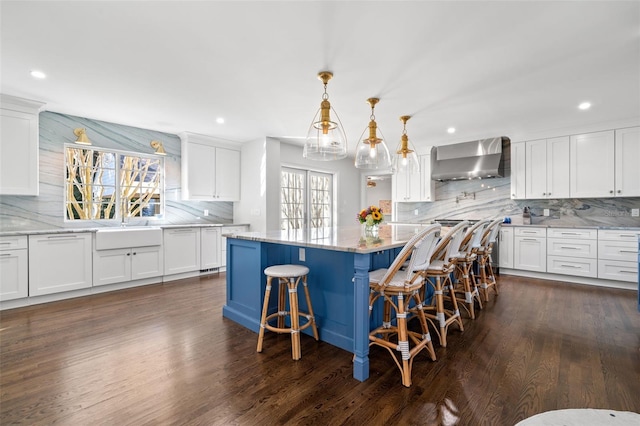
2 1 639 156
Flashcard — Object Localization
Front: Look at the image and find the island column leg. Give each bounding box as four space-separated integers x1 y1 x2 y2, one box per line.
353 253 371 381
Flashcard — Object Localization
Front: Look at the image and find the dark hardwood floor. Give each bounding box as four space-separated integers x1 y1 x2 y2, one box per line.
1 273 639 425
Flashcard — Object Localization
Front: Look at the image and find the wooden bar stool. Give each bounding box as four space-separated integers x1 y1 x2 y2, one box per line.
418 221 469 347
450 220 490 319
256 264 319 360
476 218 502 303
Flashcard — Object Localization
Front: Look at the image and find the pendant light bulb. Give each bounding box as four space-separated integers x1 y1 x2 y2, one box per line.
393 116 420 174
354 98 392 171
303 71 348 161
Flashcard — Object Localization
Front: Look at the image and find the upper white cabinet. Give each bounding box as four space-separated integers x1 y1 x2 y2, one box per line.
0 94 45 195
420 154 435 202
570 130 615 198
181 132 240 201
614 127 640 197
510 142 526 199
393 171 421 202
392 152 434 203
525 137 570 199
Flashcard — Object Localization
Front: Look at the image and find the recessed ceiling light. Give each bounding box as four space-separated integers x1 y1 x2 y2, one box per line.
578 102 591 110
447 127 456 134
30 70 46 79
216 117 225 124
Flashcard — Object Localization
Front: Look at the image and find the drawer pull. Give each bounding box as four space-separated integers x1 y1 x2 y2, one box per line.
46 235 78 239
559 264 580 268
620 270 637 274
559 246 579 250
618 234 637 238
0 253 11 257
0 242 12 245
619 250 638 254
560 232 580 236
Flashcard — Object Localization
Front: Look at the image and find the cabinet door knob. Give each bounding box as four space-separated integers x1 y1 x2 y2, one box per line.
610 190 614 194
617 190 621 194
133 252 136 255
542 192 546 196
127 252 131 256
548 192 551 196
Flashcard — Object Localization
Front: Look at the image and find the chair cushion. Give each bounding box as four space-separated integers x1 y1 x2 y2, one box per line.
264 264 310 278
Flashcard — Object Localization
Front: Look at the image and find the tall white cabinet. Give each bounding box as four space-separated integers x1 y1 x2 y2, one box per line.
614 127 640 197
181 132 241 201
570 130 615 198
0 94 45 195
392 152 434 203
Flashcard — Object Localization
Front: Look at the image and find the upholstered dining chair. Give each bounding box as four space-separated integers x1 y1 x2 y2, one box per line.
416 221 469 347
450 220 491 319
367 224 441 387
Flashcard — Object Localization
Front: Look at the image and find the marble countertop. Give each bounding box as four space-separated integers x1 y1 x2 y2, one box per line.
225 224 435 254
0 223 250 237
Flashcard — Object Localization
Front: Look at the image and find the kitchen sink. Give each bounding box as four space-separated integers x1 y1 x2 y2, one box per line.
95 227 162 250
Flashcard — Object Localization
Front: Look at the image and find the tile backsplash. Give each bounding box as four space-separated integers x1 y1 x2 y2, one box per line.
395 177 640 227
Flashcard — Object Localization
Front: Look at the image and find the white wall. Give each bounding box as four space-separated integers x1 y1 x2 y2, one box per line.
234 138 270 232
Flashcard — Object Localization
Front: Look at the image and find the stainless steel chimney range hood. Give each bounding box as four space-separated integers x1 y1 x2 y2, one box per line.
431 137 510 181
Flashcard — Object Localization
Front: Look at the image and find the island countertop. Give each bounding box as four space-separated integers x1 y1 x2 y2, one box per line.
225 223 432 254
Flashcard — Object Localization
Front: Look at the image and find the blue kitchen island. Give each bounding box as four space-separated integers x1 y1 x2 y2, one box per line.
222 224 429 382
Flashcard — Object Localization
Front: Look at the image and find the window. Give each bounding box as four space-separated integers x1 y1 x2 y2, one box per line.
64 146 163 221
280 167 333 231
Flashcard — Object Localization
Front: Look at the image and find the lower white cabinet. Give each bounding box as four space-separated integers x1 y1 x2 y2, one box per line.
498 227 514 269
93 245 163 286
28 233 92 296
546 228 597 278
201 227 222 270
164 228 201 275
514 227 547 272
598 229 640 282
0 235 29 301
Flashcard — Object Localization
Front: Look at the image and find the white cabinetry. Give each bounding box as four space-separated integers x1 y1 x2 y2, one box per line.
525 137 570 199
221 225 250 269
392 153 434 203
94 246 163 286
181 133 240 201
420 154 435 201
163 227 201 275
201 226 221 270
614 127 640 197
28 233 92 296
570 131 615 198
393 171 421 202
0 235 28 301
514 227 546 272
546 228 597 278
498 227 514 269
510 142 526 199
0 94 44 195
598 229 640 282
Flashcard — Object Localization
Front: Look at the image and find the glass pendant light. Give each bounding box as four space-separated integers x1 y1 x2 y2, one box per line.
303 71 347 160
354 98 392 171
393 115 420 174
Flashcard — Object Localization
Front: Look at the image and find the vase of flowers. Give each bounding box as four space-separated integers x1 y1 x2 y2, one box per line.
357 205 384 238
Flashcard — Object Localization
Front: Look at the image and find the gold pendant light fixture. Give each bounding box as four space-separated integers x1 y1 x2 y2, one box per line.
393 115 420 174
354 98 392 171
303 71 348 160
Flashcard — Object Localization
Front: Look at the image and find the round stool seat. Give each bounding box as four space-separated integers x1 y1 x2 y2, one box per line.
264 264 309 278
